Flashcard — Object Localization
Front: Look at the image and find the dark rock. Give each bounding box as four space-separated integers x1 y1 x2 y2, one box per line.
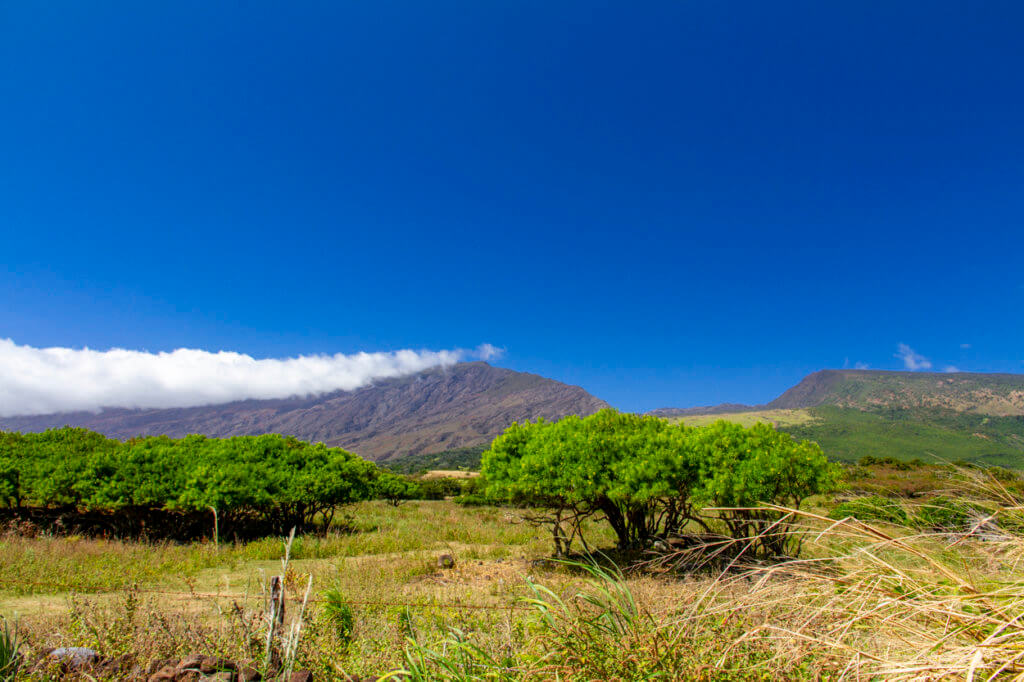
437 554 455 569
289 672 314 682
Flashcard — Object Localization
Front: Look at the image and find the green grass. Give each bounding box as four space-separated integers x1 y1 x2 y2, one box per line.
670 406 1024 468
7 476 1024 679
787 406 1024 466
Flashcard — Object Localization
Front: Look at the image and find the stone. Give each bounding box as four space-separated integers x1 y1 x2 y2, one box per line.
201 656 235 673
47 647 98 670
148 665 179 682
437 553 455 569
289 672 314 682
237 666 262 682
203 673 234 682
177 654 205 671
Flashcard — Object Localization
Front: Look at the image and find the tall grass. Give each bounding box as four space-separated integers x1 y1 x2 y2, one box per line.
0 617 21 682
396 467 1024 680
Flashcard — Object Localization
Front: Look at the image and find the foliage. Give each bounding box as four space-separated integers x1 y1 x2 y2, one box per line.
0 427 382 537
321 589 356 648
483 410 839 555
785 406 1024 467
912 495 986 533
829 495 911 526
374 472 421 507
385 445 487 475
0 617 20 682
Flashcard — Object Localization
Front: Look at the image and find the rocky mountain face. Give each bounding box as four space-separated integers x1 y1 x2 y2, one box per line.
0 362 609 461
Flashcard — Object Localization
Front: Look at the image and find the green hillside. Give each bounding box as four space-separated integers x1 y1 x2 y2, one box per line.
769 369 1024 416
786 407 1024 467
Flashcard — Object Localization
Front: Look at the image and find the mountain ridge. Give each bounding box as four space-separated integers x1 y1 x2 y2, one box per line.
652 369 1024 417
0 362 609 461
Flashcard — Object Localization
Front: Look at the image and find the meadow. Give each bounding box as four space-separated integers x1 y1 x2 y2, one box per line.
5 467 1024 681
5 416 1024 680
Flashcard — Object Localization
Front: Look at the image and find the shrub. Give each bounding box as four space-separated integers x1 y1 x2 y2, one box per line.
913 496 985 533
321 589 355 648
829 495 910 526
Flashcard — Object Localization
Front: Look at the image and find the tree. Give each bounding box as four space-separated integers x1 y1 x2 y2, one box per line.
483 410 839 557
373 472 421 506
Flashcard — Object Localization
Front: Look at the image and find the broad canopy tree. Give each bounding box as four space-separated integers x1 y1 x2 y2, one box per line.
482 409 838 556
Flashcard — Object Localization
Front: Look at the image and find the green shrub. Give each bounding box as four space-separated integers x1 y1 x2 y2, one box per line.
321 589 355 648
913 496 984 533
830 495 910 525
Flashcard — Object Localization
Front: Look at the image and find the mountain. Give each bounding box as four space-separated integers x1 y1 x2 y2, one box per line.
648 403 759 419
766 370 1024 415
0 362 609 461
653 370 1024 467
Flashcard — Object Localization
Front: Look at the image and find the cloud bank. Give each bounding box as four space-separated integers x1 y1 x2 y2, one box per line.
895 343 932 371
0 338 500 417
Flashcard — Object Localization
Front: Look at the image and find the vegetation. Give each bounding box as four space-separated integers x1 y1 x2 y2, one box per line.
7 466 1024 679
674 405 1024 467
483 410 839 555
385 445 488 475
0 427 383 538
8 401 1024 678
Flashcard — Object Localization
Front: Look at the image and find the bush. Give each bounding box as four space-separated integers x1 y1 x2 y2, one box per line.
830 495 910 526
0 428 380 538
913 496 985 533
321 589 355 648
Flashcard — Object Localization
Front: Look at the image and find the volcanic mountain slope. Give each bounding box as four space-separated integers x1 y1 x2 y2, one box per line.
651 370 1024 467
0 362 609 461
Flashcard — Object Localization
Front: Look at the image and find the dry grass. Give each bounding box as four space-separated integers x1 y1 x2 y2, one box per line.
5 472 1024 679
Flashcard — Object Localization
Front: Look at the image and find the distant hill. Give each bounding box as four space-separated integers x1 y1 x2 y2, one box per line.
0 362 609 461
654 370 1024 467
766 369 1024 415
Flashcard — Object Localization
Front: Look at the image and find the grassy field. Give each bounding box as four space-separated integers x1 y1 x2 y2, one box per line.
5 474 1024 680
668 408 818 428
670 406 1024 467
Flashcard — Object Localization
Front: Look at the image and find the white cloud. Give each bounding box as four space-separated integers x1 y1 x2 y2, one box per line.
894 343 932 371
854 362 870 370
475 343 505 361
944 365 961 373
0 338 498 417
960 343 971 350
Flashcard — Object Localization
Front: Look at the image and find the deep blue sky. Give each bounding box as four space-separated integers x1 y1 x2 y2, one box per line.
2 1 1022 412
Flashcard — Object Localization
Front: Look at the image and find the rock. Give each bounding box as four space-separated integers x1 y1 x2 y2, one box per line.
237 666 262 681
148 664 180 681
203 673 234 682
437 553 455 569
289 672 314 682
177 654 205 671
47 646 98 670
201 656 235 673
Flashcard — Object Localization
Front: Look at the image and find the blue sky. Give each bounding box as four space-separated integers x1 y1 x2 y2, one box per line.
1 1 1022 413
